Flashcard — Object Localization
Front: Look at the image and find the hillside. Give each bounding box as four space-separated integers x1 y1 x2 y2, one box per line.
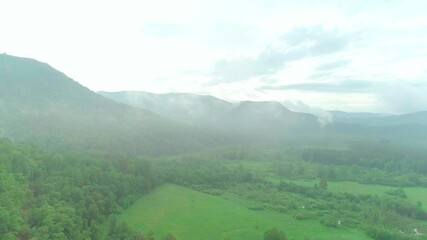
98 91 323 136
330 111 427 126
100 91 427 146
98 91 232 128
0 54 228 155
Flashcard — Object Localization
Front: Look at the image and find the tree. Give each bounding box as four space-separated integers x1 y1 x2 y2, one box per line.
162 233 176 240
264 227 287 240
147 231 156 240
319 178 328 190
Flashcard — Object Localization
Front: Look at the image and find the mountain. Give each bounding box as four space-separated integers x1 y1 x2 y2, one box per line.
98 91 232 128
330 111 427 126
2 53 425 155
100 91 427 146
0 54 229 155
329 111 391 120
98 91 324 136
225 101 322 135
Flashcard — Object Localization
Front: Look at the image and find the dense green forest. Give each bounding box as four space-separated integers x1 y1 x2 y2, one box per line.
0 54 230 156
0 138 307 239
0 138 156 239
5 137 427 239
155 145 427 240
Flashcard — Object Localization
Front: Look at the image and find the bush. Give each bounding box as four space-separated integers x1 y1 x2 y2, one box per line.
264 227 287 240
162 233 177 240
294 212 313 220
319 215 338 227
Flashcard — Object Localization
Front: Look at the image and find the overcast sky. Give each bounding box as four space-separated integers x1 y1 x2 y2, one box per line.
1 0 427 113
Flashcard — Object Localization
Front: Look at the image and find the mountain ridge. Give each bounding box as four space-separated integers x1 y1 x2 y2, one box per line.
2 54 426 154
0 54 230 155
98 91 324 136
329 110 427 126
99 90 427 127
99 90 427 146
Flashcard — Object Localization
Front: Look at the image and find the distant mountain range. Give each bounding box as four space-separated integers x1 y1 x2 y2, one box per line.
0 54 229 155
329 111 427 126
1 54 426 155
98 91 323 136
99 91 427 144
99 91 427 127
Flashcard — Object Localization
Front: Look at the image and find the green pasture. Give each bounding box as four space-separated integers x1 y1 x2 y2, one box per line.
285 179 427 210
117 184 371 240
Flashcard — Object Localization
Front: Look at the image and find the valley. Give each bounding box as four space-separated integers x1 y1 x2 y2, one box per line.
0 54 426 240
2 1 427 239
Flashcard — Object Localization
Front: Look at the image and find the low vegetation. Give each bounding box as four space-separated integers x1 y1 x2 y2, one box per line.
154 146 427 240
116 184 371 240
2 137 427 239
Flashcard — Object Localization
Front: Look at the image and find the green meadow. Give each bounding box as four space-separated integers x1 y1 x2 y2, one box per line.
405 188 427 210
117 184 372 240
285 179 427 210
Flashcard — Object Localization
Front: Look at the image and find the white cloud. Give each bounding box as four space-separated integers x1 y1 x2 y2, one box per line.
1 0 427 112
282 100 333 126
377 82 427 114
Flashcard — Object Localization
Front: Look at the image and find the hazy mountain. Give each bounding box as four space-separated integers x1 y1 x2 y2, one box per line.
98 91 232 128
100 91 427 146
330 111 391 120
2 53 425 155
0 54 229 155
98 91 324 136
225 101 322 134
330 110 427 126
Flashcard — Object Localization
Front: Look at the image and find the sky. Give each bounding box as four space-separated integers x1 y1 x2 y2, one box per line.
1 0 427 113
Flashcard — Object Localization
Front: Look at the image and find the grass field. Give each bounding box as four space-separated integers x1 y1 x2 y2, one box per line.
117 184 371 240
402 188 427 210
284 179 427 210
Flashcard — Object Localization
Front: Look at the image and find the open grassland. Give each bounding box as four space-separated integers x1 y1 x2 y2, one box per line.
285 179 427 210
117 184 371 240
404 188 427 210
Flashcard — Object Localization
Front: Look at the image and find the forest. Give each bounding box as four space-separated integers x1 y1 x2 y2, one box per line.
2 136 427 239
0 138 156 239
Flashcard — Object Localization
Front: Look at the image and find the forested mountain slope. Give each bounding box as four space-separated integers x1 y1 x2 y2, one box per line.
0 54 228 155
100 91 427 145
330 111 427 126
99 91 323 136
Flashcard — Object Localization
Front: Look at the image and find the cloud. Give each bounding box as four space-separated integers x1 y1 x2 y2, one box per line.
308 59 352 81
260 80 372 93
281 26 355 55
377 81 427 113
282 100 333 126
211 26 356 83
142 21 181 38
316 59 351 71
203 22 260 49
211 48 303 83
